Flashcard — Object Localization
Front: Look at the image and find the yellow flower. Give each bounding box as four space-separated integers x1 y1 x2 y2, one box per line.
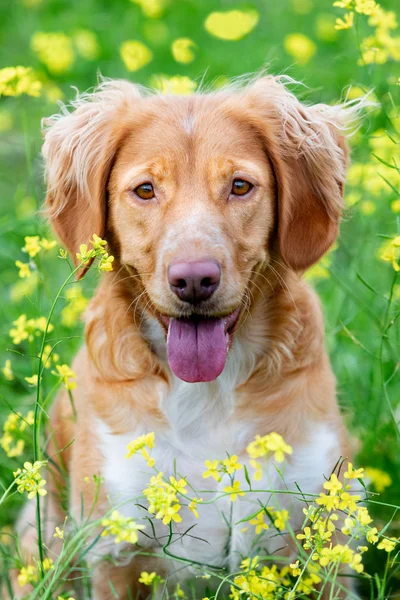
335 12 354 29
171 38 196 64
284 33 317 65
360 200 376 215
73 29 100 60
152 75 197 96
15 260 31 279
323 474 343 495
13 460 48 499
0 411 33 458
9 314 52 345
120 40 152 71
18 564 37 587
366 526 379 543
378 237 400 271
125 432 155 462
391 199 400 213
31 32 74 74
40 237 57 251
355 0 378 15
61 285 88 327
143 472 183 525
0 66 42 97
169 476 188 495
247 432 292 464
222 455 243 475
250 511 269 534
138 571 158 585
202 459 221 481
131 0 166 18
224 480 245 502
98 253 114 272
270 508 289 531
3 359 14 381
377 537 397 552
365 467 392 493
204 10 259 41
25 374 39 387
42 344 59 369
54 526 64 539
53 364 76 391
22 235 41 258
101 510 145 544
188 497 202 518
290 560 301 577
344 462 365 480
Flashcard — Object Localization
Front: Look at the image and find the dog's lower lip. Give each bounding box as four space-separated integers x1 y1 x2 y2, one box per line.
158 308 240 334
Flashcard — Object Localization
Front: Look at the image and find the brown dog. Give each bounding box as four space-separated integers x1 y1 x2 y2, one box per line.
15 76 362 599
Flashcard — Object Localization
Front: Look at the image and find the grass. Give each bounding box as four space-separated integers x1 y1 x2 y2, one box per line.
0 0 399 598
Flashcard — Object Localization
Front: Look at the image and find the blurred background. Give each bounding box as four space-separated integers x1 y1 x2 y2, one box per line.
0 0 399 594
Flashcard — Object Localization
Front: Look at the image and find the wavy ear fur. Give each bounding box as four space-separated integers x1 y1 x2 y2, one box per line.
42 79 141 271
244 76 357 271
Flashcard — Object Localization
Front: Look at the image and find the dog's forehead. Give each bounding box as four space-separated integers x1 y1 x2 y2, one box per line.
118 93 266 171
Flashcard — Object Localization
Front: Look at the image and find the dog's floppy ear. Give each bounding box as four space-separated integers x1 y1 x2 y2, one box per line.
245 77 352 271
42 80 141 272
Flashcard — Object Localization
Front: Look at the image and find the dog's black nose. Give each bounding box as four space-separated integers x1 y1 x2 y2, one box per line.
168 260 221 304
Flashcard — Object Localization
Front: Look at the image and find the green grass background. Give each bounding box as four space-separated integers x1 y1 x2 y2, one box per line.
0 0 399 596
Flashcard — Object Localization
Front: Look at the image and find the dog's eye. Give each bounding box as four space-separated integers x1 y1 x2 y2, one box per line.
231 179 253 196
134 182 154 200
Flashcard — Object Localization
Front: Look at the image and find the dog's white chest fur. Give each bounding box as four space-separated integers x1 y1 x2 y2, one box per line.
96 364 339 574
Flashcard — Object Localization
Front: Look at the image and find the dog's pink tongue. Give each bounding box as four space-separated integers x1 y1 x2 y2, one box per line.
167 317 228 383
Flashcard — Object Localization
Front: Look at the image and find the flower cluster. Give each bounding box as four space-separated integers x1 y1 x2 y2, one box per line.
76 234 114 272
61 285 88 327
365 466 392 492
249 507 289 534
18 557 53 587
0 410 34 458
13 460 48 499
247 432 293 480
22 235 56 258
9 315 53 345
202 454 243 482
0 66 42 97
120 40 152 72
142 472 188 525
101 509 145 545
52 364 77 391
333 0 400 64
31 32 74 74
125 432 155 467
151 75 197 96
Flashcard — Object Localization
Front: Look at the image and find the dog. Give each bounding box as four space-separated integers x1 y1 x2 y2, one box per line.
14 75 362 599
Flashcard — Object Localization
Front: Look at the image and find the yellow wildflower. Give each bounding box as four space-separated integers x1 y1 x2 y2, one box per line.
143 472 183 525
3 359 14 381
125 432 155 467
98 253 114 272
61 285 88 327
377 537 397 552
152 75 197 96
53 364 76 391
354 0 378 15
365 467 392 492
366 527 379 543
101 510 145 544
250 511 269 534
22 235 41 258
171 38 196 64
284 33 317 65
204 10 259 41
25 374 39 387
42 344 59 369
131 0 166 18
247 432 292 464
54 526 64 539
39 237 57 251
202 459 222 481
73 29 100 60
188 497 202 518
120 40 152 72
18 564 37 587
10 314 52 344
323 474 343 495
0 410 34 458
224 480 245 502
222 455 243 475
270 508 289 531
14 460 48 499
138 571 160 585
335 11 354 29
344 462 365 480
0 66 42 97
31 32 74 74
15 260 31 279
290 560 301 577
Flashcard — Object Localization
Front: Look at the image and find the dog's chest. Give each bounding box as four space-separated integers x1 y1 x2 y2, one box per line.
96 383 340 572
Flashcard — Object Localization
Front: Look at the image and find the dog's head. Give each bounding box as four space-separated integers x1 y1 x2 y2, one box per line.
43 77 351 383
